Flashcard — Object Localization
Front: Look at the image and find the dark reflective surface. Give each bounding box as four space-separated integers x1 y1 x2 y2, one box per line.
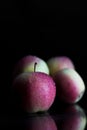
0 104 86 130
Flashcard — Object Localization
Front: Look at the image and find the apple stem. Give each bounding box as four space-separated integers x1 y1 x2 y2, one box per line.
34 62 37 72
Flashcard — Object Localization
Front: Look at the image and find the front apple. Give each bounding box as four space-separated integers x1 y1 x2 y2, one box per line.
12 72 56 113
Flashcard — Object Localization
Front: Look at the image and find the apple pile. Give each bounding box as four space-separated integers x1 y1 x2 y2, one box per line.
12 55 85 113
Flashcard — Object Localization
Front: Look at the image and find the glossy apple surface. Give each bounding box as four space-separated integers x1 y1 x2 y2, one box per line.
12 72 56 113
53 68 85 103
47 56 74 76
13 55 49 78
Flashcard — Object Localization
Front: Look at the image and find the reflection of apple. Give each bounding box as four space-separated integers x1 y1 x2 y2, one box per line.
53 68 85 103
59 104 86 130
25 113 57 130
12 71 56 113
47 56 74 77
13 55 49 78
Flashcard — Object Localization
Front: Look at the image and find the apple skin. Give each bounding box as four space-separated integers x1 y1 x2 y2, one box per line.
13 55 49 78
47 56 74 76
59 104 86 130
12 72 56 113
25 113 57 130
53 68 85 103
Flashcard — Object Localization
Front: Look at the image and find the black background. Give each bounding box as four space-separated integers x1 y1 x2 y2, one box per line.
0 1 87 116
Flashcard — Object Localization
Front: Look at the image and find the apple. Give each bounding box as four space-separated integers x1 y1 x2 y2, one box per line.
25 113 57 130
47 56 75 77
53 68 85 103
13 55 49 78
12 71 56 113
59 104 86 130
